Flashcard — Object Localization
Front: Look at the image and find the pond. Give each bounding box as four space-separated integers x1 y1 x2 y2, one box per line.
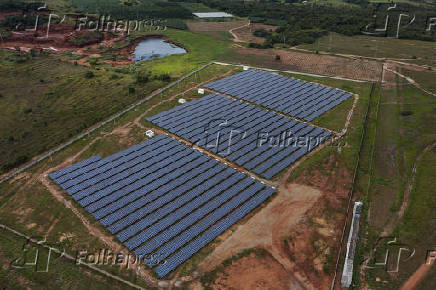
132 38 187 62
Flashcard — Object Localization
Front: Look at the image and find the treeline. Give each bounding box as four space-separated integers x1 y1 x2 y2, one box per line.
196 0 436 45
0 0 45 12
70 0 193 20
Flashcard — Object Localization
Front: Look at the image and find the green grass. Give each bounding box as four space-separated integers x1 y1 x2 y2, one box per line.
402 68 436 95
0 228 145 289
298 33 436 64
358 69 436 288
279 73 374 181
0 50 170 173
0 28 230 174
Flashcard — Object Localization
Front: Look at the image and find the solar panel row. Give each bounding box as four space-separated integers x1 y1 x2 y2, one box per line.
146 94 331 179
155 186 275 277
49 134 275 277
204 69 353 121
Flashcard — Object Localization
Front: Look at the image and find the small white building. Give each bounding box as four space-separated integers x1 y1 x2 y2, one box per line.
193 12 233 18
145 130 155 138
178 98 187 104
197 88 205 95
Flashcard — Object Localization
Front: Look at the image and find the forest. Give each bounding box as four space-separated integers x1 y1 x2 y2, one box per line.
197 0 436 46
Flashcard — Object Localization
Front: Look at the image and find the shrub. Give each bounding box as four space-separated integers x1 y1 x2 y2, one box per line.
400 110 414 116
154 73 171 82
85 71 94 79
68 31 104 47
136 73 150 83
275 54 281 60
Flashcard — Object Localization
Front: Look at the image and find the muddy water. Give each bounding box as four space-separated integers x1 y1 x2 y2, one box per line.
132 38 186 62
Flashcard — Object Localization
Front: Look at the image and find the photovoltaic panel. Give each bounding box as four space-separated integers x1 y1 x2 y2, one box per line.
146 94 332 179
49 134 275 277
204 69 353 121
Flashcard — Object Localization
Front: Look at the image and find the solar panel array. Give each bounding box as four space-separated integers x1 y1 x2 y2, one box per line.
49 134 274 277
204 69 353 121
147 94 331 179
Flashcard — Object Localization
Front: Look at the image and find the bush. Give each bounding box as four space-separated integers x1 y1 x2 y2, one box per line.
154 73 171 82
2 154 29 172
68 31 104 47
400 110 414 116
136 72 150 83
275 54 281 60
128 87 136 94
85 71 94 79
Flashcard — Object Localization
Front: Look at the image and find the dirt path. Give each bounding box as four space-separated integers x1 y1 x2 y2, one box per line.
199 183 321 289
400 246 436 290
360 142 436 287
393 142 436 289
385 67 436 97
229 21 250 43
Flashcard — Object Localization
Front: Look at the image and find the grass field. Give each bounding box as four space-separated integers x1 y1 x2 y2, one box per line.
356 69 436 288
0 28 230 174
0 50 169 174
402 68 436 95
298 33 436 65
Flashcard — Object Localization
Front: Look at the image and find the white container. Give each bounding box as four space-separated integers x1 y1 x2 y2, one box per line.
145 130 155 138
198 88 205 94
178 98 187 104
243 66 249 71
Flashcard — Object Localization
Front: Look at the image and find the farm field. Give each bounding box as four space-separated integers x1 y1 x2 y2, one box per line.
219 47 383 81
298 33 436 66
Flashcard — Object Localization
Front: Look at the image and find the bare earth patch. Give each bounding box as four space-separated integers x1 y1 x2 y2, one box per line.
212 253 293 290
232 23 277 44
200 183 322 289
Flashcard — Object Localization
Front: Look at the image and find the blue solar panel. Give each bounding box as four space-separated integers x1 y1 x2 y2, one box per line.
203 69 352 121
153 186 275 277
147 94 332 179
49 134 275 278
